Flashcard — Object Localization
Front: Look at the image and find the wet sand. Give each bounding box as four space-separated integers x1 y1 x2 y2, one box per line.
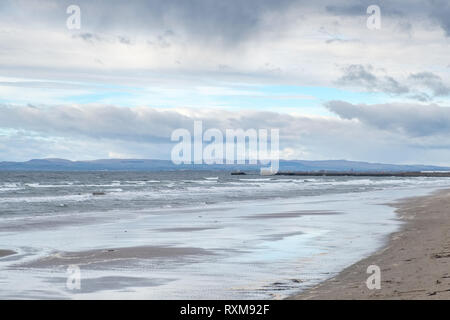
0 250 16 258
20 245 213 268
243 210 342 219
290 189 450 299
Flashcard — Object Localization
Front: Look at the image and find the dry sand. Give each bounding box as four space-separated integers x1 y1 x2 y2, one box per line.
290 189 450 300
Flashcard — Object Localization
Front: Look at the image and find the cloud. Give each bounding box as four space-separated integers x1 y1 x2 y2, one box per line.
1 0 299 45
74 33 103 43
325 0 406 17
429 0 450 37
408 72 450 97
1 0 450 96
337 65 450 101
1 1 450 165
0 103 354 161
325 0 450 38
0 104 187 143
326 100 450 137
2 103 450 165
336 64 409 95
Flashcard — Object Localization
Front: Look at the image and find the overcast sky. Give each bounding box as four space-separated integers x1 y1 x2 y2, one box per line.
1 0 450 164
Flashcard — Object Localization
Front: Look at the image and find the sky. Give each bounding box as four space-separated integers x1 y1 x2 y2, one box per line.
1 0 450 164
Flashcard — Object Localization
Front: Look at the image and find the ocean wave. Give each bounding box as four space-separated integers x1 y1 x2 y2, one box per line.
0 193 92 204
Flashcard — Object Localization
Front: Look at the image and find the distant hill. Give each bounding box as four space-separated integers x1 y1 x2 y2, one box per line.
0 158 449 172
276 160 450 173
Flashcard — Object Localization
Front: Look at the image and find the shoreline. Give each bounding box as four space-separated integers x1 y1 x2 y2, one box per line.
2 185 449 299
289 188 450 299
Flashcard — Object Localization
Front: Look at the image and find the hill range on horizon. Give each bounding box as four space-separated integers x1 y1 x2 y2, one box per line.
0 158 449 172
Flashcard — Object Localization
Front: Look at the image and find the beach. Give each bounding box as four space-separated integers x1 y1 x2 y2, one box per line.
2 172 450 299
290 189 450 300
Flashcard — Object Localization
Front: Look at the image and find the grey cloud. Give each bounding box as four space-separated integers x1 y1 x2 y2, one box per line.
1 0 449 88
0 104 187 143
429 0 450 37
336 65 409 95
383 76 410 95
337 65 450 100
4 102 450 145
326 100 450 137
73 33 133 46
408 92 432 102
2 103 450 164
2 0 450 45
409 72 450 97
396 20 413 33
325 0 405 17
325 38 359 44
2 0 299 45
147 31 175 48
326 0 450 37
118 36 132 45
339 64 376 82
325 4 367 16
73 33 103 43
0 104 359 161
0 104 315 144
0 103 367 142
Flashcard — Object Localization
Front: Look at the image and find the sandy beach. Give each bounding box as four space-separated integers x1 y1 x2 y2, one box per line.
2 172 450 299
290 189 450 300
